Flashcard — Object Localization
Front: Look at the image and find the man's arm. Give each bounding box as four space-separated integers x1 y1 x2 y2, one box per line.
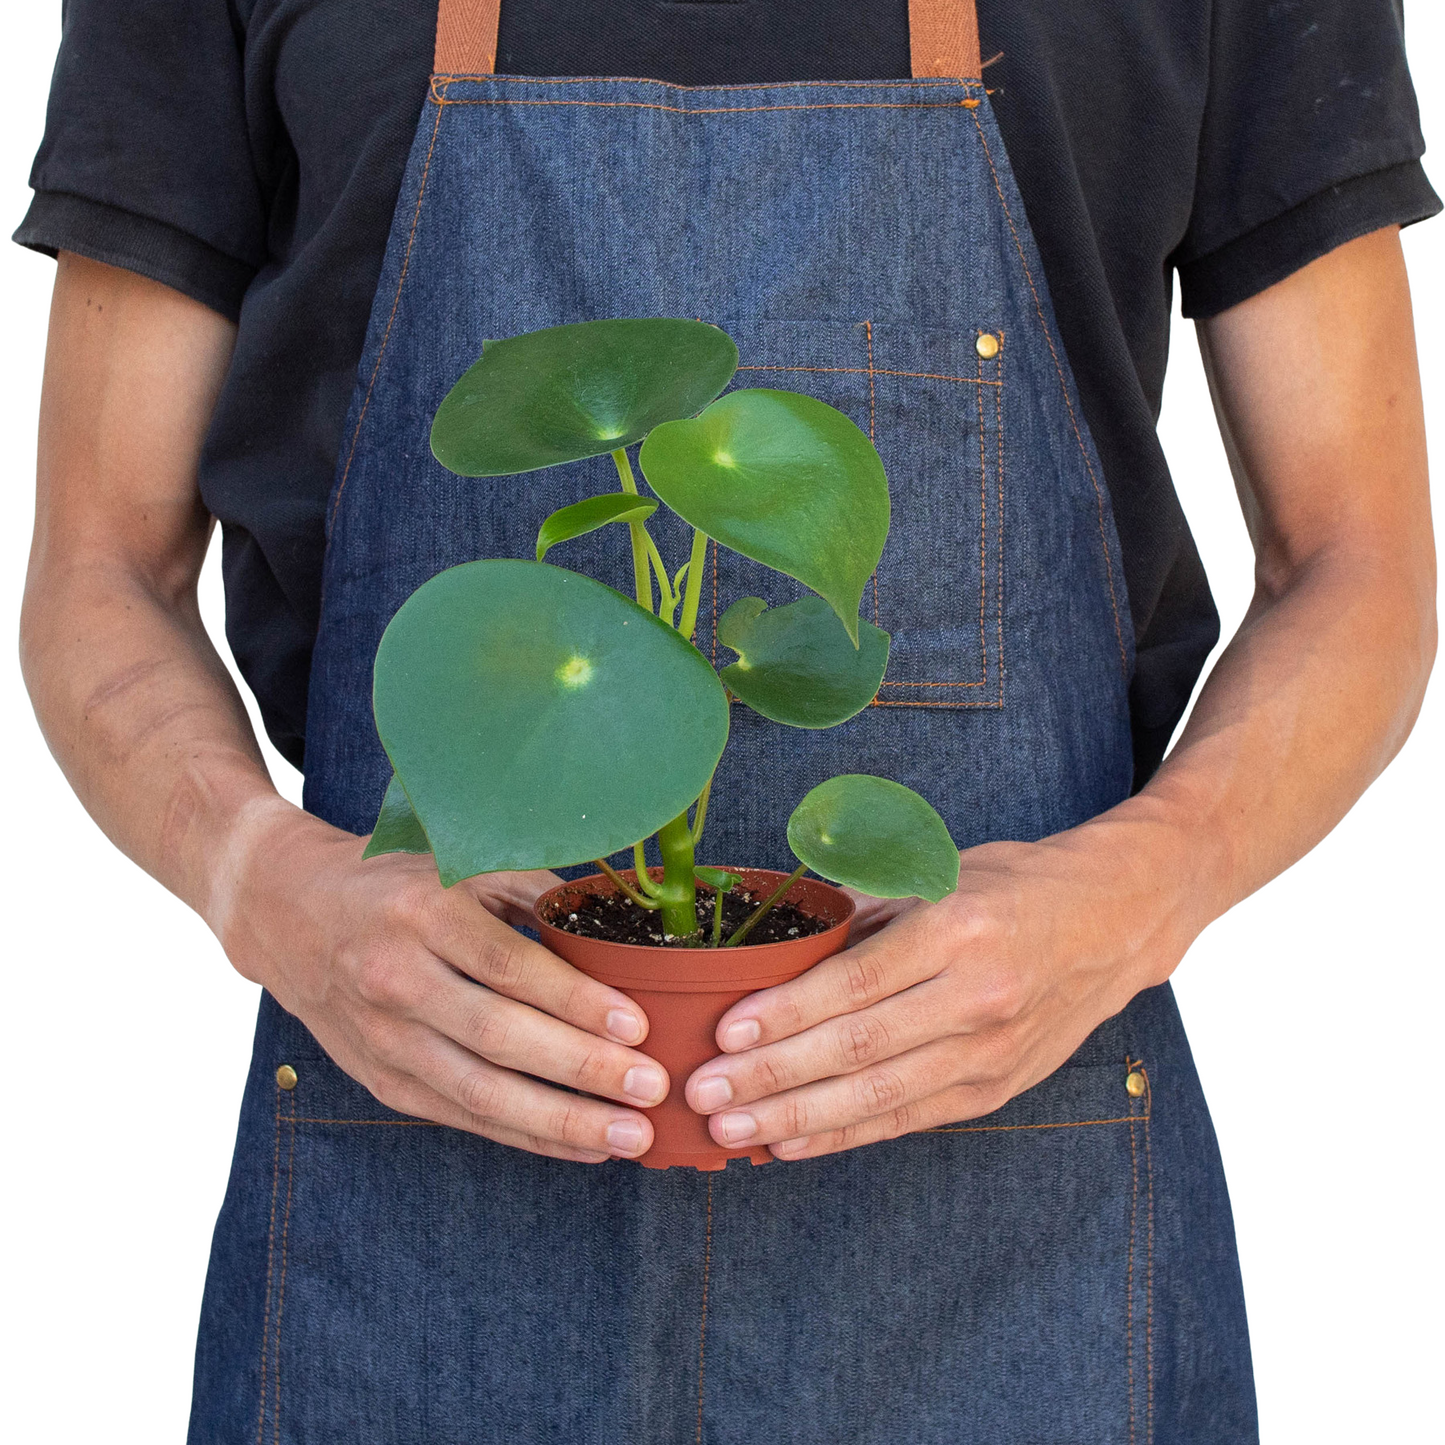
683 226 1436 1155
22 253 670 1161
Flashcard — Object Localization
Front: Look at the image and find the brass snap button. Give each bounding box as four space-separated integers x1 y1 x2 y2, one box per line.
276 1064 299 1091
975 332 1001 360
1125 1070 1146 1098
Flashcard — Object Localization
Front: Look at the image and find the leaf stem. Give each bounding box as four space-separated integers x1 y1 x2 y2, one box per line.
723 864 808 947
690 774 713 849
711 883 726 948
594 857 661 910
677 528 710 641
633 841 666 897
642 531 678 624
612 448 654 614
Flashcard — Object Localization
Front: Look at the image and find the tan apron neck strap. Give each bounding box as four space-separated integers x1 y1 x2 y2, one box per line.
435 0 980 81
909 0 982 80
436 0 501 74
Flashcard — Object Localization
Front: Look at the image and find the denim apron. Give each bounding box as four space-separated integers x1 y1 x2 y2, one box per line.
190 2 1258 1439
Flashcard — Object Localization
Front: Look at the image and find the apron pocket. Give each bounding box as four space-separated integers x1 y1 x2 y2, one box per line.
704 318 1006 709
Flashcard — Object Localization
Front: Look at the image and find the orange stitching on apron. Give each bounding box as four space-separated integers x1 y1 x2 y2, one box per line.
738 363 1001 386
994 334 1007 696
695 1175 715 1445
329 98 446 531
431 94 983 117
967 110 1130 677
1142 1066 1156 1442
255 1085 284 1445
924 1107 1150 1134
1127 1089 1140 1445
271 1089 297 1445
864 322 879 626
975 344 989 689
431 74 985 95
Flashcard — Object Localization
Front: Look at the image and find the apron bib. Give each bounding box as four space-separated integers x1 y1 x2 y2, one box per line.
190 4 1257 1440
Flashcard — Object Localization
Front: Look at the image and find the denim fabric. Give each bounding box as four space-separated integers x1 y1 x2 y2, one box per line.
190 73 1257 1442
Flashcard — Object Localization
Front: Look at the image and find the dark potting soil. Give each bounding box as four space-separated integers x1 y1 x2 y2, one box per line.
547 884 830 948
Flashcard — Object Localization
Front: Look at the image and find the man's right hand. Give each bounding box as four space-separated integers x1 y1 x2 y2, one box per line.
214 799 668 1163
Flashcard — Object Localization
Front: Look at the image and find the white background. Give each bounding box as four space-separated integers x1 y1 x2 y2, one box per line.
0 10 1440 1441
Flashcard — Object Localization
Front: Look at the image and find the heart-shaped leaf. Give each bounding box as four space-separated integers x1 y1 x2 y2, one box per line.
374 559 729 885
536 494 658 561
363 773 433 858
787 775 959 902
639 389 889 643
432 319 739 476
718 595 889 728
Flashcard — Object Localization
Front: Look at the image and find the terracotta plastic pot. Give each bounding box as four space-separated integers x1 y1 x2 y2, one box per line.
535 868 854 1170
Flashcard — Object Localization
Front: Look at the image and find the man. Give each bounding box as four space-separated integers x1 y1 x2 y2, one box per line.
17 1 1436 1439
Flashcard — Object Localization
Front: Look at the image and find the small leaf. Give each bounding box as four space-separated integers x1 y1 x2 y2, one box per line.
787 775 959 902
432 319 739 476
694 866 741 892
639 389 889 644
374 559 729 885
718 595 889 728
363 773 433 859
536 494 658 561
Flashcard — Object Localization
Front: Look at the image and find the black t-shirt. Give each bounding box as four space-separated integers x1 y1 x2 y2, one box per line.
17 0 1438 781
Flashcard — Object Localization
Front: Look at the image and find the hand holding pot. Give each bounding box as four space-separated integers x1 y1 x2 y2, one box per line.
214 801 671 1162
685 820 1200 1159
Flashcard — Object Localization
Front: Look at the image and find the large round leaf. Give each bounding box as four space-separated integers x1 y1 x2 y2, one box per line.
639 389 889 644
718 596 889 728
787 775 959 902
374 560 729 884
431 319 739 476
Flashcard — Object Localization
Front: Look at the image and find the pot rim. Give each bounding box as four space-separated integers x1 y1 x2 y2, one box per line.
533 867 855 990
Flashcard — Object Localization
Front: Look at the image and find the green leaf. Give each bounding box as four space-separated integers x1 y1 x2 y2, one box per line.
787 775 959 902
363 773 433 858
536 494 659 561
374 560 729 886
718 595 889 728
431 319 739 476
694 866 741 892
639 389 889 644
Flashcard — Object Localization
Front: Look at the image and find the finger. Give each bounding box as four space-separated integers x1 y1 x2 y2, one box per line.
417 1031 657 1159
702 1038 970 1150
686 977 953 1114
423 965 670 1107
373 1071 613 1163
421 892 651 1046
768 1080 1003 1161
463 869 565 928
714 903 951 1051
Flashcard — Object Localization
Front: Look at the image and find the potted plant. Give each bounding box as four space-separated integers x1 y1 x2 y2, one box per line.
364 319 959 1169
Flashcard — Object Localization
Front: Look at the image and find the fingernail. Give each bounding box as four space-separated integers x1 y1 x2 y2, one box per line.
717 1112 758 1145
606 1009 644 1044
622 1065 666 1105
606 1119 647 1156
721 1018 761 1051
773 1137 811 1158
693 1075 733 1113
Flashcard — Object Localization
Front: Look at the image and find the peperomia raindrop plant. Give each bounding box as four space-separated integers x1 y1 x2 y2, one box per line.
364 319 960 943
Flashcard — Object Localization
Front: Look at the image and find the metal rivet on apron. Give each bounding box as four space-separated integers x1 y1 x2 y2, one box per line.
975 332 1001 359
276 1064 299 1091
1125 1070 1146 1098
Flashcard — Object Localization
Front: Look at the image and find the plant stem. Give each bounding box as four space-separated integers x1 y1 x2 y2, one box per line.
642 531 678 624
711 883 726 948
612 448 654 614
723 864 808 947
677 528 710 641
594 857 661 910
690 774 713 848
633 841 666 897
655 809 700 937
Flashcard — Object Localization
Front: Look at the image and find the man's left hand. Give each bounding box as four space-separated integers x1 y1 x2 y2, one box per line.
685 822 1198 1160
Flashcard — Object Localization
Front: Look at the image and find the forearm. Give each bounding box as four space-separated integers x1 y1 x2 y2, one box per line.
20 550 294 928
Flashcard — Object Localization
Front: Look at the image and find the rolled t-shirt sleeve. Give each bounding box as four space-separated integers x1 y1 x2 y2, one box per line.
13 0 266 321
1176 0 1440 318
